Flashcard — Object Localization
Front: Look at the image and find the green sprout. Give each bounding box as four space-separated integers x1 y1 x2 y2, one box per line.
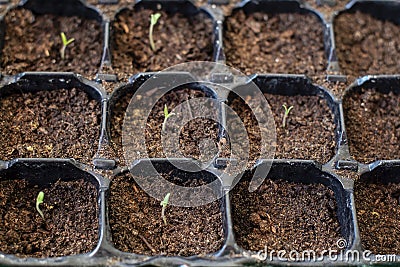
160 192 170 225
162 104 175 132
149 13 161 52
36 191 44 219
60 32 75 60
282 104 294 128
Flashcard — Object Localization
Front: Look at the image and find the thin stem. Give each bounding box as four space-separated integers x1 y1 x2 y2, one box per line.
149 13 161 52
149 22 156 52
60 46 66 60
162 116 168 132
161 205 167 225
282 113 288 128
36 191 44 219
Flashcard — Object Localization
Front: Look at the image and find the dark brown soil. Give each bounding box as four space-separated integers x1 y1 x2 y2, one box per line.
111 88 223 162
335 11 400 77
312 75 353 99
305 0 349 20
86 0 128 19
343 88 400 163
0 88 101 164
0 178 98 257
195 0 241 16
231 178 343 253
224 11 326 76
228 93 336 164
331 169 359 180
112 9 213 77
1 8 102 77
355 181 400 254
109 173 224 256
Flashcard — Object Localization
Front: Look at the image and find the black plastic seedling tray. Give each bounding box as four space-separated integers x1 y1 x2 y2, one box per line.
1 0 400 266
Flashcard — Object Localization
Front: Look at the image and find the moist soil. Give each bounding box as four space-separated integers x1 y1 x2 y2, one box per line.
0 178 98 257
109 172 224 256
195 0 241 16
86 0 128 19
112 9 213 78
228 93 336 164
1 8 102 77
355 181 400 254
231 178 343 253
111 88 222 162
224 11 326 76
0 88 101 164
335 11 400 77
343 88 400 163
331 169 359 180
305 0 349 20
312 75 353 99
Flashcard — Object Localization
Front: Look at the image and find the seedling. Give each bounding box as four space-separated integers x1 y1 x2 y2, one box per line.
282 104 294 128
162 104 175 131
149 13 161 52
36 191 45 219
160 192 170 225
60 32 75 59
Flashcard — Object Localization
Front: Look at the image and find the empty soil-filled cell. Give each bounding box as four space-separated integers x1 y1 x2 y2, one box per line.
224 11 325 75
111 87 222 161
355 180 400 254
0 178 99 257
112 8 213 76
343 88 400 163
1 8 102 76
109 172 224 256
228 93 336 164
334 11 400 76
0 88 101 163
231 177 343 253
